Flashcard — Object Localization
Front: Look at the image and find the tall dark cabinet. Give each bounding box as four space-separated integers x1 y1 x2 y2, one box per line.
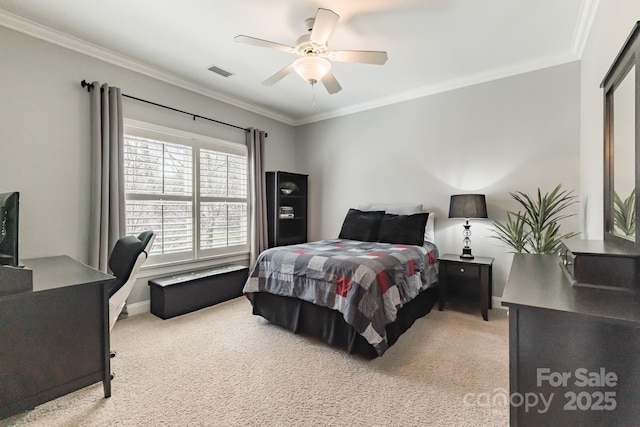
266 171 308 247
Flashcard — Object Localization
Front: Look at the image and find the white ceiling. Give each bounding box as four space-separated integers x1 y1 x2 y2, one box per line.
0 0 596 126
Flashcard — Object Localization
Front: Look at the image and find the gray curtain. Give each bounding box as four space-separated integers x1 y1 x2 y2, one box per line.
247 128 267 265
88 82 125 273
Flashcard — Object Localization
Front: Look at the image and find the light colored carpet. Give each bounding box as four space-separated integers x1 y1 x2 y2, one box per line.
1 298 509 427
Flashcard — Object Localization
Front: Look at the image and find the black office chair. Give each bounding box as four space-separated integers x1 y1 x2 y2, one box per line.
107 231 154 378
108 230 155 331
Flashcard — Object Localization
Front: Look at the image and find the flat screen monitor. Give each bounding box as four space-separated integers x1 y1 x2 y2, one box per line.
0 192 19 267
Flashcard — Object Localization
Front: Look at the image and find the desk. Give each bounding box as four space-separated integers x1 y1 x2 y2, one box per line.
0 256 114 420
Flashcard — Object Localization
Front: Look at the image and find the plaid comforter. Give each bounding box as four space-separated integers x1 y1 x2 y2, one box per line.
243 239 439 356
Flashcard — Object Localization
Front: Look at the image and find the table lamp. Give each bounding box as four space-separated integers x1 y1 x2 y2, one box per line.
448 194 488 259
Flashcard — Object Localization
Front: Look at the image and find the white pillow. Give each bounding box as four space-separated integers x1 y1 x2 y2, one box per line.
357 203 423 215
423 211 435 244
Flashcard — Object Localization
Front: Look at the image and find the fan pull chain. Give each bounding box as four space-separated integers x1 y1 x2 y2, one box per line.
311 82 317 109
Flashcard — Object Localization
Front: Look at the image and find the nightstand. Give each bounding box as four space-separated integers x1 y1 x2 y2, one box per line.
438 253 494 321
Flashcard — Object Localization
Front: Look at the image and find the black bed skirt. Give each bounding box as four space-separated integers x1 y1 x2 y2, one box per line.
248 286 439 359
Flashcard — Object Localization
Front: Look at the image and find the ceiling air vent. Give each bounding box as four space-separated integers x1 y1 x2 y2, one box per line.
208 65 233 78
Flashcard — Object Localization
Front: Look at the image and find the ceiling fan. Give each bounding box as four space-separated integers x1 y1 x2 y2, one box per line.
235 8 388 94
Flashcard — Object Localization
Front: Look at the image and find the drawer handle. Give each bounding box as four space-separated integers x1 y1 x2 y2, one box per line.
459 268 465 273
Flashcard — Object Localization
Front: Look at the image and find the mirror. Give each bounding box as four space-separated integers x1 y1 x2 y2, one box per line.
612 65 635 240
603 22 640 248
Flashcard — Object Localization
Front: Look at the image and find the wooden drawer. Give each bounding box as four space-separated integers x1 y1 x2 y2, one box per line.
444 262 480 279
560 239 640 293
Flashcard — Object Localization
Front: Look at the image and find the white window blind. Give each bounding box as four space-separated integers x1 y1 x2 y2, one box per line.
199 149 248 250
123 122 249 265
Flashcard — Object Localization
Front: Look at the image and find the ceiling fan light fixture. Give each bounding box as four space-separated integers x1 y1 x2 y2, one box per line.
236 7 384 95
293 56 331 84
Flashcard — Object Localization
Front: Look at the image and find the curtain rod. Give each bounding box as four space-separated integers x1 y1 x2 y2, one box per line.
80 80 251 133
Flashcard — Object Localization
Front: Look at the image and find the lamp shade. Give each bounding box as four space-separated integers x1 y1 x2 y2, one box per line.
448 194 488 219
293 56 331 84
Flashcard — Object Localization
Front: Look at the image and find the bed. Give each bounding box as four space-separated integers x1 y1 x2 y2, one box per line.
243 206 439 358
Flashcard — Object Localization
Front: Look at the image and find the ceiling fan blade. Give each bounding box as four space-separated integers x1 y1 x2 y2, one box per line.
321 71 342 94
263 63 295 86
329 50 388 65
310 8 339 45
234 35 296 53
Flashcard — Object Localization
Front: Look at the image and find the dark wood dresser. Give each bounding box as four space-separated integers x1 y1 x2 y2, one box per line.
502 253 640 426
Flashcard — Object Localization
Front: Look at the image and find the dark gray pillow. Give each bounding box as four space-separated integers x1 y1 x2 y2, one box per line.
338 209 385 242
378 212 429 246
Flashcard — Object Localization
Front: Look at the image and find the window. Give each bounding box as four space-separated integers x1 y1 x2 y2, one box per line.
123 121 248 265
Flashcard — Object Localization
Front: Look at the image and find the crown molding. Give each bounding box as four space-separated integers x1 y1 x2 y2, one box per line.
571 0 600 57
294 52 580 126
296 0 599 126
0 10 295 126
1 5 595 128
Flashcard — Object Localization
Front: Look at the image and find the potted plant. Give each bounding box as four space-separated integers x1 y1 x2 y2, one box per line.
491 184 579 254
613 189 636 237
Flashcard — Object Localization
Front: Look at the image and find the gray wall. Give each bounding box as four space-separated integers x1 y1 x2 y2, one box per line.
1 19 588 304
0 26 297 304
295 62 581 297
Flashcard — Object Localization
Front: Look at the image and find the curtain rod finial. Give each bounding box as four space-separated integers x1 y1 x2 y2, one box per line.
80 79 93 92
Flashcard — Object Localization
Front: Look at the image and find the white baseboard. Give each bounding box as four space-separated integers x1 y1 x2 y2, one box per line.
127 300 150 317
493 296 507 310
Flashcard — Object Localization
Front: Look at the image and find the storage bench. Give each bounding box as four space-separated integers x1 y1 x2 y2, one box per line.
149 265 249 319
